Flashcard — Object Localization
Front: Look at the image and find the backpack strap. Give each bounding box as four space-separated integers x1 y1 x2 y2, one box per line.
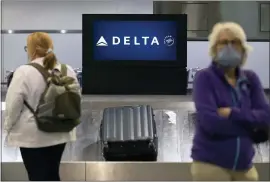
61 64 67 76
24 63 51 114
28 63 50 82
23 100 36 115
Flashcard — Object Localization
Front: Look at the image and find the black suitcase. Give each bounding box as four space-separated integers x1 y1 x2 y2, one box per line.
100 105 158 161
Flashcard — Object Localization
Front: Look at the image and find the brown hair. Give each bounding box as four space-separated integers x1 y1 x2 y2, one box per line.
27 32 57 70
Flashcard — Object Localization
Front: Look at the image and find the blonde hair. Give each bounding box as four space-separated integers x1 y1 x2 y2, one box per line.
208 22 252 60
27 32 57 70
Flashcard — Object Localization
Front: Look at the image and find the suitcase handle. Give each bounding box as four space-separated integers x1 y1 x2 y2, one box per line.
122 106 155 117
122 105 141 108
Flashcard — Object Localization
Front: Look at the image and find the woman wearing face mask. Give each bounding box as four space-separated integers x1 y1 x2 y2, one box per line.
190 22 270 181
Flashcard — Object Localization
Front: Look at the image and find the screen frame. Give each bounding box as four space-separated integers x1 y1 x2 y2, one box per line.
82 14 187 68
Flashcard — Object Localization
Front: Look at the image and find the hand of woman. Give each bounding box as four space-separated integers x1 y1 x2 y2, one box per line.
217 107 232 118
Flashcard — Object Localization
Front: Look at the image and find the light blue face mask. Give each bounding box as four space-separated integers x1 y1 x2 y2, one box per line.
216 44 243 68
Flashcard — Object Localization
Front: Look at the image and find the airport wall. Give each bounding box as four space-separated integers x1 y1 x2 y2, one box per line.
1 33 269 89
187 41 270 89
2 1 269 40
1 0 153 30
2 1 269 90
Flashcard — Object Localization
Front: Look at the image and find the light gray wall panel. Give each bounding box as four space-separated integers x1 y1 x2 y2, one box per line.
187 41 270 89
0 2 3 84
2 34 82 82
2 34 269 88
2 0 153 30
153 1 269 39
260 3 270 32
220 1 269 40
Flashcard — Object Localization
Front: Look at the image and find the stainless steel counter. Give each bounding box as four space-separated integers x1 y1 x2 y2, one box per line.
1 95 270 181
2 162 270 181
1 96 269 162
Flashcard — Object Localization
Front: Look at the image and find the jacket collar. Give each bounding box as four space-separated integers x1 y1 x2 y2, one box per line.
31 57 44 65
210 62 248 84
30 57 61 69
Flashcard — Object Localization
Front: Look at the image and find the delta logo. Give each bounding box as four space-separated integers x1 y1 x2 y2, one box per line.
96 35 175 47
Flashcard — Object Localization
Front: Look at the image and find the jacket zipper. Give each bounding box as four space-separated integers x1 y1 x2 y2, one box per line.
231 89 241 170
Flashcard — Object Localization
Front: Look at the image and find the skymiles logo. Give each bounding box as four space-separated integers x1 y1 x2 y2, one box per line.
96 36 174 47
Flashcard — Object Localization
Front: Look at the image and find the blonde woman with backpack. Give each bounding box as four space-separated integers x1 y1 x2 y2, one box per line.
4 32 81 181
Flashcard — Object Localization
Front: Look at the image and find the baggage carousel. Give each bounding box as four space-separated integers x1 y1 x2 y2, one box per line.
1 95 270 181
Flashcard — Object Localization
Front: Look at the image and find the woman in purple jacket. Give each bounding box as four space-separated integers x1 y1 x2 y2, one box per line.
191 22 270 181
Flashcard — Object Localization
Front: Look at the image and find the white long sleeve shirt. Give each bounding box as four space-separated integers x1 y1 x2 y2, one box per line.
4 57 77 148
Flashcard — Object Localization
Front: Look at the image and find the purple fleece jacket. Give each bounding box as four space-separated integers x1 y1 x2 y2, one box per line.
191 63 270 170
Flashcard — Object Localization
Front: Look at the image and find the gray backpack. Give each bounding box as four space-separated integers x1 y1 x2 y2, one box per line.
24 63 81 133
